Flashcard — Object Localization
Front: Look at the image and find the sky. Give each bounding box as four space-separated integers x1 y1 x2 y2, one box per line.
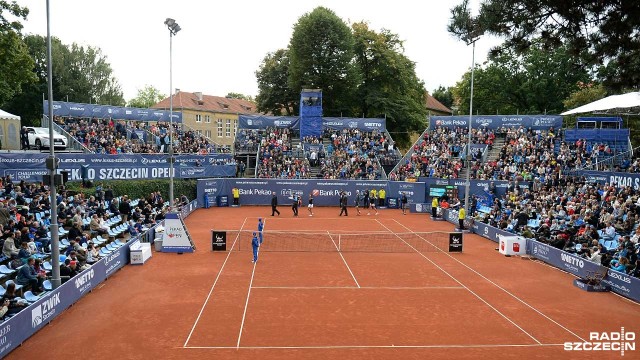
17 0 502 102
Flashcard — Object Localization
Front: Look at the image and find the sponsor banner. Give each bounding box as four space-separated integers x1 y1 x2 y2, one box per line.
410 203 430 213
197 179 421 207
211 231 227 251
322 117 387 132
429 115 562 130
300 116 323 140
387 181 426 204
237 115 387 132
0 237 135 358
238 115 300 130
468 219 514 243
526 240 640 302
0 153 235 182
449 232 463 252
419 178 532 201
576 170 640 190
162 213 194 253
180 199 199 218
43 100 181 123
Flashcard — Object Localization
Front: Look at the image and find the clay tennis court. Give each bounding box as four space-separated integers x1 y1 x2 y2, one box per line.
7 207 640 359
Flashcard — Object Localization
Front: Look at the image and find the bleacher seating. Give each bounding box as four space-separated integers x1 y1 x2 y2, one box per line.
0 175 168 322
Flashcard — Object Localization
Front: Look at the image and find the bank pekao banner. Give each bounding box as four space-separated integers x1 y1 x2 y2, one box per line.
429 115 562 130
197 179 425 207
576 170 640 190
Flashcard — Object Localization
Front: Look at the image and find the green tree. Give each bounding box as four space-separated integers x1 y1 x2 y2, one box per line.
5 35 125 124
0 2 36 110
225 92 253 101
255 49 297 115
352 22 427 146
431 86 454 110
60 43 125 105
449 0 640 91
288 7 358 117
563 83 607 111
452 43 590 115
0 0 28 33
128 85 166 108
0 30 36 108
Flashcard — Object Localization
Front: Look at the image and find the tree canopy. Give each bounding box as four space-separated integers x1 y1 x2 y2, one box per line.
288 7 359 117
255 49 297 116
128 85 165 108
448 0 640 91
255 7 428 146
3 34 125 125
451 42 590 115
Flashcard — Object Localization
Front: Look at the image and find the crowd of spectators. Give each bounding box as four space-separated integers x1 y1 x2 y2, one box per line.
472 175 640 278
0 175 172 321
317 129 389 180
56 117 226 154
391 126 492 181
255 127 312 179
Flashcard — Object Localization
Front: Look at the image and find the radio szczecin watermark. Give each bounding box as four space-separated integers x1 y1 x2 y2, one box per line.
564 328 635 356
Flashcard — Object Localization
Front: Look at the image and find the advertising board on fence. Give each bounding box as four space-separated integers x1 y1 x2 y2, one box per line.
577 170 640 190
44 100 182 123
0 153 235 182
526 240 640 302
197 179 425 207
0 237 134 358
429 115 562 130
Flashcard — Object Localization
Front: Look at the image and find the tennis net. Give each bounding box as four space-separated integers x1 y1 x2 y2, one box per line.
226 230 455 253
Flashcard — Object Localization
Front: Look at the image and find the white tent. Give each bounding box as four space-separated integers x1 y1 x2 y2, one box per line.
561 92 640 115
0 109 20 121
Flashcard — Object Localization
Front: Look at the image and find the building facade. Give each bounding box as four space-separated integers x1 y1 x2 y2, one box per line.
153 91 261 148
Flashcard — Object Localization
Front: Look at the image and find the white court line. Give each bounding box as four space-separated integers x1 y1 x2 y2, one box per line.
183 217 248 348
391 218 588 343
327 231 360 288
375 219 542 345
237 218 264 349
184 343 564 350
251 286 464 290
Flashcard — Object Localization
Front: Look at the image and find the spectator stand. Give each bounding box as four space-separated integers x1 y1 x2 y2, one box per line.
40 115 92 153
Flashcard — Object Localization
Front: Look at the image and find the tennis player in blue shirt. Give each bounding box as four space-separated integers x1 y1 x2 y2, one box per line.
252 232 260 263
257 218 264 244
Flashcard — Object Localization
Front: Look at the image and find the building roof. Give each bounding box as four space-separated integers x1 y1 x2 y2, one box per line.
152 91 261 114
425 93 452 115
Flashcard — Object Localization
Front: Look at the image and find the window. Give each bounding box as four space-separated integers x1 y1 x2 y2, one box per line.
205 130 211 138
205 115 211 123
225 119 231 137
233 120 237 136
195 114 202 123
217 119 223 137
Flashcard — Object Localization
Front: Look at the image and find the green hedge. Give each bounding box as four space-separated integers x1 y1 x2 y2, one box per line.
65 179 197 202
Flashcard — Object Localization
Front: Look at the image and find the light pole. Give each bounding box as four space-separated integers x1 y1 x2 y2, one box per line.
46 0 61 289
463 38 478 221
165 18 180 210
